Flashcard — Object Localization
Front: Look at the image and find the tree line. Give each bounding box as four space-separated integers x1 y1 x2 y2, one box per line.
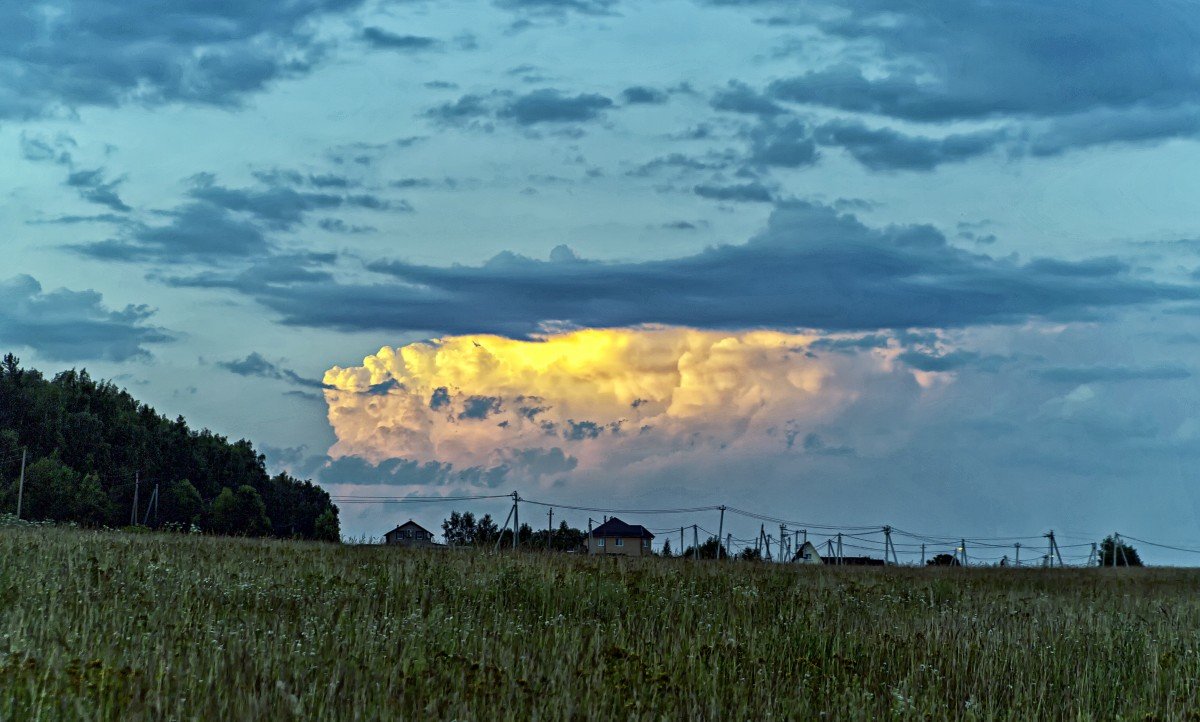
0 354 339 541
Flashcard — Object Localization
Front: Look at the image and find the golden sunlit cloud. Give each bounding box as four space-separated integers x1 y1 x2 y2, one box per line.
320 326 914 483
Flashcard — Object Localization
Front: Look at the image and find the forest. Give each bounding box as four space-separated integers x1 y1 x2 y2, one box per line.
0 354 338 541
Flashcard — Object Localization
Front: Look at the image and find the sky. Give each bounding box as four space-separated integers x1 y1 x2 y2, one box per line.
5 0 1200 562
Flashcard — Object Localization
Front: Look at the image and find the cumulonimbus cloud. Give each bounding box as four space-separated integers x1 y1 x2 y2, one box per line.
320 327 907 485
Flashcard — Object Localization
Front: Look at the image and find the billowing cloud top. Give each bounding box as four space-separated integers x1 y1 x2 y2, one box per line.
322 327 855 481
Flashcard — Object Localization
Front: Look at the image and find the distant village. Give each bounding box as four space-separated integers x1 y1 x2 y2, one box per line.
380 514 891 565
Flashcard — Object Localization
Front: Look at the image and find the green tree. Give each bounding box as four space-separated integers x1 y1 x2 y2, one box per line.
442 511 478 546
1100 536 1144 567
159 479 203 527
661 538 673 557
682 536 728 560
313 508 340 542
474 513 499 545
209 486 272 537
927 553 961 567
739 547 763 562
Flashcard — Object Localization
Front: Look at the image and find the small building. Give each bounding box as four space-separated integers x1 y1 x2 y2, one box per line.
382 520 440 548
793 540 823 565
586 517 655 557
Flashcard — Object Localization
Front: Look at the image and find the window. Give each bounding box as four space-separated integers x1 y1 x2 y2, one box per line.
615 538 624 547
643 539 650 548
597 538 605 547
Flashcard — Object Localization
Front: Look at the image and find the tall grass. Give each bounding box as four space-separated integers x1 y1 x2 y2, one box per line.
1 526 1198 720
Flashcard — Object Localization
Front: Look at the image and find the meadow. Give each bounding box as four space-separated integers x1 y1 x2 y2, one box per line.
2 526 1199 721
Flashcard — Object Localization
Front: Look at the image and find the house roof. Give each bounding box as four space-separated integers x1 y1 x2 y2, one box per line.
588 517 654 539
386 520 432 535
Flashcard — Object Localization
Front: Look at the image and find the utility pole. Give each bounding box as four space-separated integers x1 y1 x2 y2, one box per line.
15 448 25 520
692 524 699 560
779 524 787 562
726 533 733 560
1045 530 1063 568
1117 533 1128 567
1015 542 1021 568
716 506 726 560
1088 542 1098 567
960 539 968 567
547 507 554 551
131 471 139 526
681 527 685 556
142 483 159 526
764 533 772 562
920 543 926 566
836 533 843 565
883 526 897 566
587 518 593 556
496 504 515 552
511 491 520 551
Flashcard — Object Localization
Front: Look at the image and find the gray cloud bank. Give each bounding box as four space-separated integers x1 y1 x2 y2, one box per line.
165 201 1196 336
0 275 172 361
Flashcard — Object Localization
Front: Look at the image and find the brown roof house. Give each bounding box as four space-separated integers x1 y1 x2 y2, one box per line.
587 517 655 557
382 520 441 548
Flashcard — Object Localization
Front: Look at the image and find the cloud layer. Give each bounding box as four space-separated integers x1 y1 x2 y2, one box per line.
224 201 1194 336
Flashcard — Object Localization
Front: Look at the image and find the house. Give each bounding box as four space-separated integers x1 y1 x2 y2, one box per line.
586 517 655 557
792 540 823 565
382 520 440 548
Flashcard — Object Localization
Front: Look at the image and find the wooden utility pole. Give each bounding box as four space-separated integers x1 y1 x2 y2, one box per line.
1045 530 1063 568
496 504 515 552
511 491 520 551
1015 542 1021 568
920 543 926 566
836 533 843 564
15 448 25 520
779 524 787 562
692 524 699 560
726 533 733 560
959 539 968 567
547 507 554 551
716 506 726 560
680 527 685 556
764 533 772 561
883 526 898 566
587 518 594 556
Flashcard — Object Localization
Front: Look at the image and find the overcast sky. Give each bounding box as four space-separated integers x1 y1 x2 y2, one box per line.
5 0 1200 561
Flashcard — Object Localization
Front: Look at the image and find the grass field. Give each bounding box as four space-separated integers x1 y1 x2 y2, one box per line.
2 526 1199 720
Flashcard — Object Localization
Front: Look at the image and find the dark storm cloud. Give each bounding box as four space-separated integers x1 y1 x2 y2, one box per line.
813 121 1004 171
621 86 669 105
0 274 172 362
0 0 365 118
20 133 132 211
65 169 132 212
459 395 503 420
226 201 1197 337
498 89 614 125
743 0 1200 152
187 174 342 230
711 81 785 117
159 253 337 291
71 172 405 263
746 119 818 168
217 352 329 389
426 88 615 130
319 455 509 488
361 28 441 51
693 182 774 203
1037 365 1193 384
494 0 617 15
71 202 272 262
